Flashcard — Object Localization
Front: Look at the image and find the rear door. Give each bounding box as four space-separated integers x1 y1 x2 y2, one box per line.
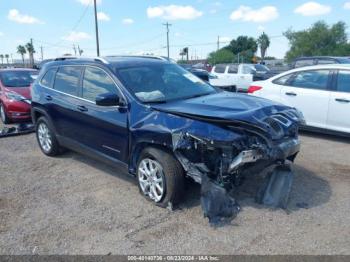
280 69 331 129
326 70 350 133
75 66 129 162
50 66 84 140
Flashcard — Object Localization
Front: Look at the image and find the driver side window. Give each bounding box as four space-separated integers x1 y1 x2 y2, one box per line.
82 67 118 102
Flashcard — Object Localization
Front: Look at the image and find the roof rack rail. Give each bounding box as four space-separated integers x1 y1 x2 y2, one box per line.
54 56 78 61
93 57 109 64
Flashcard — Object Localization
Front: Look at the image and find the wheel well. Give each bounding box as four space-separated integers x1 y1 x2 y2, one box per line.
32 110 44 124
129 142 173 174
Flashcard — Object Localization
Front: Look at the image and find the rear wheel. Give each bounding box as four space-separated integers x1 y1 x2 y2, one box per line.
0 103 10 124
137 147 184 208
35 117 62 156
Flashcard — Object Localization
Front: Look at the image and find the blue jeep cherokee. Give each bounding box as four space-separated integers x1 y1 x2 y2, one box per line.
31 56 304 222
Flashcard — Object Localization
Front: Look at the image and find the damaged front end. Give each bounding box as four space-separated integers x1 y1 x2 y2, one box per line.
170 109 302 225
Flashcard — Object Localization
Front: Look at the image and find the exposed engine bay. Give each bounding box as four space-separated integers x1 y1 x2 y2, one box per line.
167 110 302 225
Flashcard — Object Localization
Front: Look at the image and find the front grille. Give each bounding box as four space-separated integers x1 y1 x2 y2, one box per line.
264 117 284 140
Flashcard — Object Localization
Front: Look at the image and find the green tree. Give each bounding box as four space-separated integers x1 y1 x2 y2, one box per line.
226 36 257 62
207 48 235 64
5 54 9 64
17 45 26 65
257 32 270 62
0 54 3 65
25 42 35 67
284 21 350 61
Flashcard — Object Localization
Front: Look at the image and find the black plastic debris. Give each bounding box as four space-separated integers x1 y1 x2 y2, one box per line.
200 174 240 225
256 164 294 209
0 123 35 138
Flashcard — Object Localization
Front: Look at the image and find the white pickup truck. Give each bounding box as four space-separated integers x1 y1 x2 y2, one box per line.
211 63 272 92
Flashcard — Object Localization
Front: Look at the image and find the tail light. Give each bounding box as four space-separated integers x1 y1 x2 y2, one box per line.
248 85 262 93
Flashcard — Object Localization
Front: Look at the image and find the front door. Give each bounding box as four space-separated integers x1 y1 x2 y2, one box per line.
280 69 331 129
75 66 129 162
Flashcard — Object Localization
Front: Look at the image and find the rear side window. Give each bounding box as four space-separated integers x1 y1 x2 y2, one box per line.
290 70 329 90
272 74 293 86
337 70 350 93
53 66 82 96
82 67 117 102
40 68 57 88
317 59 336 65
214 65 226 73
228 65 238 74
294 59 314 68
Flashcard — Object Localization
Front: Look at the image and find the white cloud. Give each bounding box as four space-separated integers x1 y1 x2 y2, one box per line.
122 18 134 25
62 31 91 42
7 9 43 24
0 32 3 37
258 25 265 32
77 0 101 5
97 12 110 21
147 5 203 20
344 2 350 9
294 2 331 16
230 6 279 23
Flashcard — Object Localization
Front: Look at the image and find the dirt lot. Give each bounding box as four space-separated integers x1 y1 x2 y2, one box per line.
0 123 350 255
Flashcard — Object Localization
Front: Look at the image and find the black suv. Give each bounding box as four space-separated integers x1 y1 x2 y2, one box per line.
31 56 303 222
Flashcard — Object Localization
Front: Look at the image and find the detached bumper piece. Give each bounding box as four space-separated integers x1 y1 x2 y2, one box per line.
0 123 35 138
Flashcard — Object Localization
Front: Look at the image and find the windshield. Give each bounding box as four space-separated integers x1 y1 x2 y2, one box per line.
253 64 270 72
0 70 38 87
116 63 216 103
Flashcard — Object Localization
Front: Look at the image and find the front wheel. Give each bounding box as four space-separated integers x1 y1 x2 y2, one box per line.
0 103 10 124
137 147 185 208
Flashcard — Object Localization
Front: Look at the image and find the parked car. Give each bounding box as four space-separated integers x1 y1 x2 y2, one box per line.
31 56 303 220
211 63 273 92
0 68 38 124
291 56 350 69
249 64 350 135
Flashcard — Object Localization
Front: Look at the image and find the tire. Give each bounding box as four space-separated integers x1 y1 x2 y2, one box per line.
35 116 62 156
137 147 185 208
0 103 10 124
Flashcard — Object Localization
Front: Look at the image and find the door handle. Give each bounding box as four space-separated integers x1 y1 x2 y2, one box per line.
77 105 88 112
285 92 297 96
335 98 350 103
45 95 53 101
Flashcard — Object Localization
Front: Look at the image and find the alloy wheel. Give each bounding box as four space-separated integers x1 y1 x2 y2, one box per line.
37 122 52 153
138 158 165 203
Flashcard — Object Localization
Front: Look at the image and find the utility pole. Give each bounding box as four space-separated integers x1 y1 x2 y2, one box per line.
217 36 220 51
93 0 100 56
30 38 34 66
163 22 171 59
40 46 44 60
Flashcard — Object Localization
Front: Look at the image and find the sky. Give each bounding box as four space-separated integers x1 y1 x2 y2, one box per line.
0 0 350 61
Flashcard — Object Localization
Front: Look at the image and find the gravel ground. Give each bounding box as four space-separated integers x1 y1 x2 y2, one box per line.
0 123 350 255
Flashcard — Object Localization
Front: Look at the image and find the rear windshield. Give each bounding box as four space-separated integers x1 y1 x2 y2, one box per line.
0 70 38 87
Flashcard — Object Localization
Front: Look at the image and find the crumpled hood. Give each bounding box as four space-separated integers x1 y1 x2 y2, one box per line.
151 92 292 129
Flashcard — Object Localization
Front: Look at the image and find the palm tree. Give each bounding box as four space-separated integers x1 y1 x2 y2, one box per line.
17 45 27 65
25 42 35 67
0 54 3 65
5 54 9 65
257 32 270 62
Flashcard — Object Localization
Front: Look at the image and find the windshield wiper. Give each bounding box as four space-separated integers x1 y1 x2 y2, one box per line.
145 99 167 104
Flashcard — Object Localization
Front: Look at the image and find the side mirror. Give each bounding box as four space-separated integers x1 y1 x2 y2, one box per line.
95 93 125 107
